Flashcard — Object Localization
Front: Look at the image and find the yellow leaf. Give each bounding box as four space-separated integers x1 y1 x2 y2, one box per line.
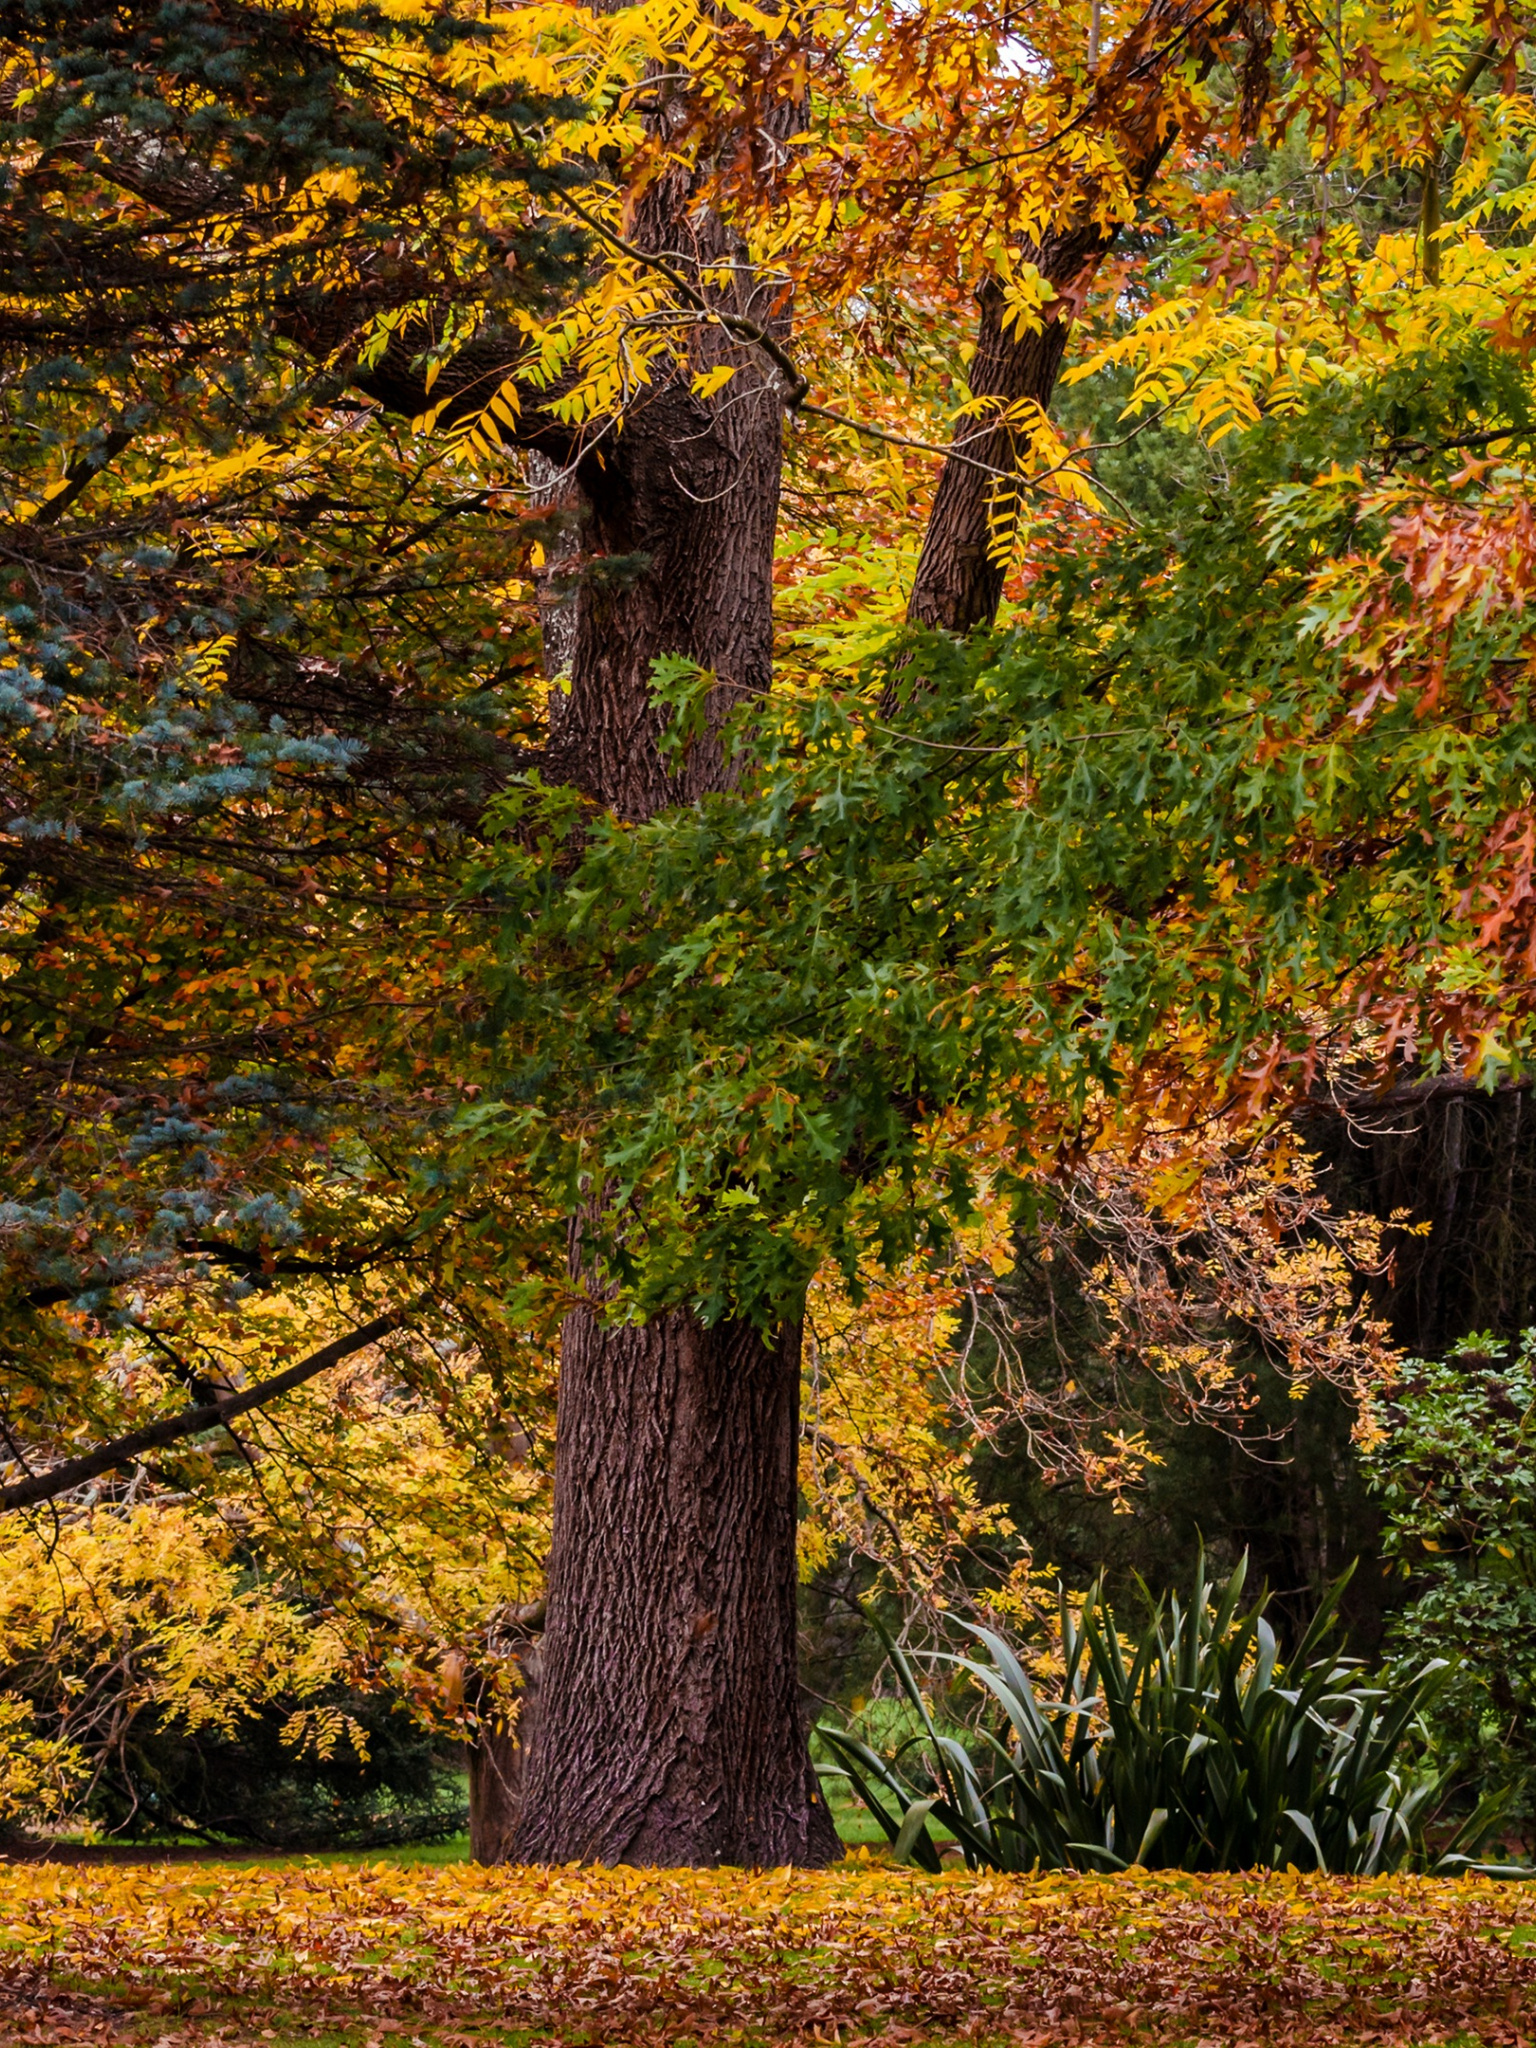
691 365 737 400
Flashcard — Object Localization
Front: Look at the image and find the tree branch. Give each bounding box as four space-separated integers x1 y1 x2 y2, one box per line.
906 0 1247 632
32 429 134 526
0 1311 403 1514
553 187 808 406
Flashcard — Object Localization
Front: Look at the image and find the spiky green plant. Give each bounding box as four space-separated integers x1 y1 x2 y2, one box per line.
818 1555 1513 1874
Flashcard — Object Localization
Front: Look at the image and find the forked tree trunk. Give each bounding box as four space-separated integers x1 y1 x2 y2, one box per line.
510 144 836 1866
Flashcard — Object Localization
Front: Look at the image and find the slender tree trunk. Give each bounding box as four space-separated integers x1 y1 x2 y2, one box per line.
907 252 1098 633
468 1725 521 1862
468 1633 543 1864
907 0 1246 636
512 140 836 1866
525 451 580 699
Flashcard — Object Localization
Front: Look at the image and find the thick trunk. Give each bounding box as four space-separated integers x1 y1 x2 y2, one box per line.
1304 1082 1536 1353
512 352 835 1857
512 126 834 1865
514 1310 836 1865
547 374 783 816
548 168 789 819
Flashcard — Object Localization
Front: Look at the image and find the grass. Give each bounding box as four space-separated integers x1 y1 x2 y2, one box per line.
814 1710 962 1853
14 1829 474 1868
25 1791 892 1868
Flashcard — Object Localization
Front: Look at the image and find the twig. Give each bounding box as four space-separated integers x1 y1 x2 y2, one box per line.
554 188 809 405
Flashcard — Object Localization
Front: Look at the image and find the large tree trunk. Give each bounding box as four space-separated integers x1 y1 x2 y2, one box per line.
515 1310 835 1864
511 133 836 1865
1303 1080 1536 1354
512 369 837 1859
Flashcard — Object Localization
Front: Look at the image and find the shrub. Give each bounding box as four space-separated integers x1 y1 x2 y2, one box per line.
86 1687 468 1849
0 1502 467 1847
1363 1330 1536 1828
818 1554 1508 1874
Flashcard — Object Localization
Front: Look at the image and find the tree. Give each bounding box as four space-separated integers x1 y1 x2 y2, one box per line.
10 0 1536 1872
499 75 842 1877
0 0 585 1420
0 1321 551 1846
474 0 1536 1863
0 0 581 1849
500 0 1274 1866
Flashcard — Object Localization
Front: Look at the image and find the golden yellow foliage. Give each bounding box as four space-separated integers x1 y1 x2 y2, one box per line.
800 1211 1023 1608
0 1318 554 1827
202 1337 552 1728
0 1502 348 1832
0 1699 81 1834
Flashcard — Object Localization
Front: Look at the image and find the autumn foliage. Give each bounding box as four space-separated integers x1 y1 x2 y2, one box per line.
8 0 1536 1927
3 1861 1536 2045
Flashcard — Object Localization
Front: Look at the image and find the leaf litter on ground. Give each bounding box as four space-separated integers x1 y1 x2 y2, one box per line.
0 1858 1533 2046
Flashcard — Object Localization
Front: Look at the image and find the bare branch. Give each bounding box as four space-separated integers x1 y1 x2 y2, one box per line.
0 1312 404 1514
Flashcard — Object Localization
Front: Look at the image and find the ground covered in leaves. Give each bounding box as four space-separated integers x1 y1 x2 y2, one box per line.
0 1856 1532 2047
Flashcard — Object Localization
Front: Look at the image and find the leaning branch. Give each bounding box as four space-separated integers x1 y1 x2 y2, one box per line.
0 1312 403 1514
553 187 809 406
32 429 135 526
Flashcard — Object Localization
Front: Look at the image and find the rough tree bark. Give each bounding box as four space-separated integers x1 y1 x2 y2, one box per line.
515 1311 831 1863
1304 1081 1536 1354
507 135 838 1865
468 1721 523 1864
